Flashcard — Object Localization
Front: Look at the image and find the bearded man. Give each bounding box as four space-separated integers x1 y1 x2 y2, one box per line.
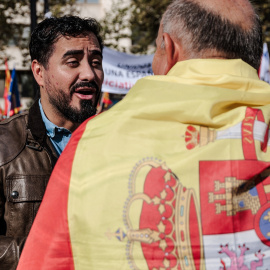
0 15 104 270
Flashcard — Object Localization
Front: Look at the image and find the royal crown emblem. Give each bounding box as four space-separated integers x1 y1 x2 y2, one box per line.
107 159 204 270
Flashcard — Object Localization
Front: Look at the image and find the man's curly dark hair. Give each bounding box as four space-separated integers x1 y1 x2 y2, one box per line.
29 15 104 69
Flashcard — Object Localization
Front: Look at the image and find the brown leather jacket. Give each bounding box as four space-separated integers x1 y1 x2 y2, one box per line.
0 100 58 269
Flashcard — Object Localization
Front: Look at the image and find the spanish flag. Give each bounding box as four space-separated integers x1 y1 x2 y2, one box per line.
3 63 21 118
18 59 270 269
3 60 11 117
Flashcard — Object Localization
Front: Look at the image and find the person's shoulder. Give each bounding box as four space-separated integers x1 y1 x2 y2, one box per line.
0 111 29 166
0 111 29 132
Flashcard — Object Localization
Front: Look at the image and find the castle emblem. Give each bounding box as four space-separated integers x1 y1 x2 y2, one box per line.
209 177 261 216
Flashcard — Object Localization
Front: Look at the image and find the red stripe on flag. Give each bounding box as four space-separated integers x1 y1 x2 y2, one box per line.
17 118 91 269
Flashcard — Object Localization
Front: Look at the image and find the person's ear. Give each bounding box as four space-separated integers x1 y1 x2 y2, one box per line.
31 60 45 87
163 32 182 74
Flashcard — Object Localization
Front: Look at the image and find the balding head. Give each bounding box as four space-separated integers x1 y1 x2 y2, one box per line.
160 0 262 70
196 0 255 30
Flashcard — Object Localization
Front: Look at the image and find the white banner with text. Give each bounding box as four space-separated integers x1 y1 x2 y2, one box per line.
102 47 154 94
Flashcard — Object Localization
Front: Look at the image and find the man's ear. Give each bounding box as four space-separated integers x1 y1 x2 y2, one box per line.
163 32 182 74
31 60 44 87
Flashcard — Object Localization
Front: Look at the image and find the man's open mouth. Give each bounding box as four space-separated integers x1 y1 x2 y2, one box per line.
74 87 96 99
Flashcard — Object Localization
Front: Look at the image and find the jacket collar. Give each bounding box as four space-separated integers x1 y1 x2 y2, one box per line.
27 99 48 146
27 99 59 167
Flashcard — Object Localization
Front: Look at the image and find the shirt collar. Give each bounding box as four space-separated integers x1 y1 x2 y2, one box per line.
39 99 71 138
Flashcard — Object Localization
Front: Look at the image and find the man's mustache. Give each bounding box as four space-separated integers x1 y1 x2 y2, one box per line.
70 81 99 93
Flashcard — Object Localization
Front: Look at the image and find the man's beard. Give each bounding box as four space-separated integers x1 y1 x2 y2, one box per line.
48 86 100 123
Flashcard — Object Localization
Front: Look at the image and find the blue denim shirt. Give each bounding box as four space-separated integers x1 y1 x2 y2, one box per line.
39 99 71 156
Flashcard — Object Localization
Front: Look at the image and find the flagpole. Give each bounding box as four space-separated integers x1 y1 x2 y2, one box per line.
30 0 38 99
44 0 49 14
30 0 37 34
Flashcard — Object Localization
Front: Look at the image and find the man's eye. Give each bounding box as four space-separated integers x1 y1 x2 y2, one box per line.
92 60 102 67
67 61 79 67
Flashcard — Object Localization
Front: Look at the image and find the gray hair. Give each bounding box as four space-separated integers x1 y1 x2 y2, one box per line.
161 0 262 70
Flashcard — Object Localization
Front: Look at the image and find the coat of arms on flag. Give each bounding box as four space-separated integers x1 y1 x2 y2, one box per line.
105 107 270 269
198 107 270 269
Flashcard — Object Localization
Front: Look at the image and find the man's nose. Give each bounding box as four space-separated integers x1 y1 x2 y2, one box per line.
79 61 95 81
